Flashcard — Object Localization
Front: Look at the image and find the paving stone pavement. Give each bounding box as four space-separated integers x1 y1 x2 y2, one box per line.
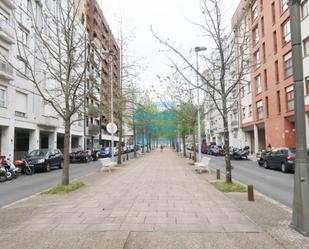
0 148 294 249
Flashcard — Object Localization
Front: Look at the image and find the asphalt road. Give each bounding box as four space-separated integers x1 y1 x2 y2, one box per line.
0 160 104 208
207 155 294 208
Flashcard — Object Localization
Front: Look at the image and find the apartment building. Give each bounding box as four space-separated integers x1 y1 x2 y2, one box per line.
0 0 86 160
232 0 309 152
78 0 121 150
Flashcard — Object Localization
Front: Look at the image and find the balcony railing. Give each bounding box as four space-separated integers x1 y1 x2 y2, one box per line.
0 59 13 78
230 120 239 127
0 19 15 44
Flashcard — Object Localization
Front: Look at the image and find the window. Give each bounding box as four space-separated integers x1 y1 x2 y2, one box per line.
241 86 245 98
256 100 263 120
254 50 260 68
273 31 278 54
15 91 28 117
284 51 293 78
281 0 289 13
255 74 262 94
282 19 291 44
304 37 309 57
275 60 279 83
266 96 269 117
286 86 294 111
306 76 309 95
277 91 281 113
242 107 246 119
302 0 309 19
262 42 266 63
17 27 29 47
253 26 259 44
261 17 265 37
247 81 251 93
272 2 276 25
252 1 258 21
264 69 268 90
249 105 252 117
0 86 6 108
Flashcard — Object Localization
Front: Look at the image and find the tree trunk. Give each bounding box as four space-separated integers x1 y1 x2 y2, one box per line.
192 130 197 162
142 128 145 153
182 133 186 157
223 107 232 184
62 119 71 185
133 122 137 158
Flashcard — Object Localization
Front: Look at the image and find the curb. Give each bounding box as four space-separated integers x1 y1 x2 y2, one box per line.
1 170 99 209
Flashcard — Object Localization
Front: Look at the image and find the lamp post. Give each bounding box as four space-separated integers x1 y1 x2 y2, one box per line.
195 46 207 163
289 0 309 236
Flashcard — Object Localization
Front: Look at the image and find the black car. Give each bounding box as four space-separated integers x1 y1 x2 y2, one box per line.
25 149 63 172
263 148 295 173
70 148 91 163
208 145 219 156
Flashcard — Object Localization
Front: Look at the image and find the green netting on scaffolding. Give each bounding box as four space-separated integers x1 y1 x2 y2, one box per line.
133 108 177 142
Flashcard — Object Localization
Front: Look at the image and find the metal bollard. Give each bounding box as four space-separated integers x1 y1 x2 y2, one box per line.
189 153 191 159
248 185 254 201
127 153 129 161
216 169 220 180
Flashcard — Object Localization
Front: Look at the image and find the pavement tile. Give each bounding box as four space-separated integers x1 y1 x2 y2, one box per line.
87 223 121 231
53 224 89 231
120 223 154 231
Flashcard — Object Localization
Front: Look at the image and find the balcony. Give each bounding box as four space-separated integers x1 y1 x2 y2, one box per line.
230 120 239 129
0 59 14 80
37 115 59 128
0 19 15 44
2 0 15 9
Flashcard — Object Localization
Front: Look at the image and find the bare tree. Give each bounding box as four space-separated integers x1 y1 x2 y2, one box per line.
113 26 145 164
153 71 201 160
3 0 88 185
152 0 249 183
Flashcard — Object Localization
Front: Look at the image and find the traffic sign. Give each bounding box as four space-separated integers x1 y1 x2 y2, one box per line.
107 122 117 134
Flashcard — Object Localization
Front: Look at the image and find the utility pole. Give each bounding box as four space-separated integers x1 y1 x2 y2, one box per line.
194 46 207 163
289 0 309 236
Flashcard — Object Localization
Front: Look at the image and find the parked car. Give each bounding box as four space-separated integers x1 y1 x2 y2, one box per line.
70 148 91 163
25 149 63 172
208 145 219 156
256 150 271 166
262 147 296 173
98 147 110 158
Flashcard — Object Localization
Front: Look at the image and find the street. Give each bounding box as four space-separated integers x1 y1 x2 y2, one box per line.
208 156 294 208
0 161 102 208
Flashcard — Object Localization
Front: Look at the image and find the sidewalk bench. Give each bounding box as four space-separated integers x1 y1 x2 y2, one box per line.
195 157 211 174
99 158 117 172
137 151 144 157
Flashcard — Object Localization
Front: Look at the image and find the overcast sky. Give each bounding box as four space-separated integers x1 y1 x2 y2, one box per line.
99 0 240 91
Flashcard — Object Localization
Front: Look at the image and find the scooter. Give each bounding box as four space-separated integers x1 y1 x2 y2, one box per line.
230 146 250 160
0 164 7 182
2 159 19 180
14 159 34 175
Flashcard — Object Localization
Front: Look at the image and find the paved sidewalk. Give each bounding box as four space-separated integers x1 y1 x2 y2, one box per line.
0 149 304 248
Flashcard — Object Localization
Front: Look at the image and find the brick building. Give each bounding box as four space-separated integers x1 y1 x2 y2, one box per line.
77 0 121 149
232 0 309 152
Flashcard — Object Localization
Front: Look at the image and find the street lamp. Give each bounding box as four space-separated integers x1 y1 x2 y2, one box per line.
288 0 309 236
195 46 207 163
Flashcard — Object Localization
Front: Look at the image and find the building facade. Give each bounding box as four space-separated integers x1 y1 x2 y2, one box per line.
78 0 121 150
0 0 119 160
232 0 309 153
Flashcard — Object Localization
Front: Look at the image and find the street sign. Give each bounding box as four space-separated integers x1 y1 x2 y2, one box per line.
107 122 117 134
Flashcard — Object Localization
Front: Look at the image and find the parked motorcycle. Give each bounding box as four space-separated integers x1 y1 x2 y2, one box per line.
0 164 7 182
230 146 250 160
14 159 35 175
2 159 19 180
